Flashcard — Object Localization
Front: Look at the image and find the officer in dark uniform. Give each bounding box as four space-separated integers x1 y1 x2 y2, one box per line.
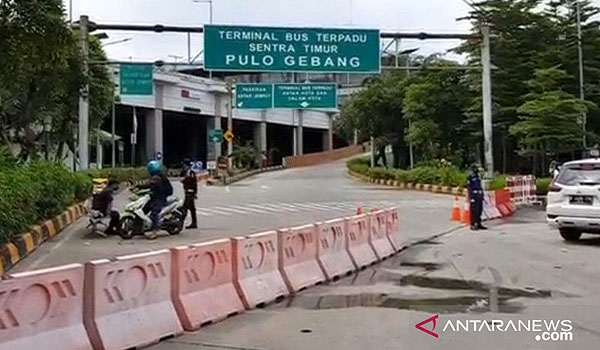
181 158 198 229
467 164 487 231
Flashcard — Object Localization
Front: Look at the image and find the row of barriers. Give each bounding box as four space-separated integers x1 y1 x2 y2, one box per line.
506 175 537 206
0 208 400 350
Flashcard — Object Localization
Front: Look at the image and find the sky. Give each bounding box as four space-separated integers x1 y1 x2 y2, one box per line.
67 0 600 64
66 0 478 63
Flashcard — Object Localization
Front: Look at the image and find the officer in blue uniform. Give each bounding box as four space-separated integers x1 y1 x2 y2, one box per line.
467 164 487 231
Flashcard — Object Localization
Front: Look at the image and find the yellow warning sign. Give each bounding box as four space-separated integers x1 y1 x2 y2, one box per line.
224 129 234 143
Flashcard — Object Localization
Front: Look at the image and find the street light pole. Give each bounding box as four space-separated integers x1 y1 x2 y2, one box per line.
400 47 419 169
78 15 90 170
481 26 494 178
576 1 586 149
226 80 234 168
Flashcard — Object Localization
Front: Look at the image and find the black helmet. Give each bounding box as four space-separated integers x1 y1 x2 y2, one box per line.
182 158 192 167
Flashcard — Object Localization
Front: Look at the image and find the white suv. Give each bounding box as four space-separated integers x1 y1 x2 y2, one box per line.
547 159 600 241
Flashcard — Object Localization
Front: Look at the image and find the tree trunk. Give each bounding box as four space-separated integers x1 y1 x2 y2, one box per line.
502 133 507 174
541 150 546 177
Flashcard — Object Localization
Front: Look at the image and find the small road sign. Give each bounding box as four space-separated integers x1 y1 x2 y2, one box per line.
224 129 235 143
210 129 223 143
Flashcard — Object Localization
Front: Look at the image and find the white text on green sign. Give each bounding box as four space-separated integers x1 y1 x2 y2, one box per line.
204 25 380 73
273 84 337 109
235 84 273 109
120 64 153 95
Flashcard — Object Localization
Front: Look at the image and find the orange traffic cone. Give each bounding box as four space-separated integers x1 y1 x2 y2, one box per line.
461 195 471 225
451 196 461 221
357 206 364 215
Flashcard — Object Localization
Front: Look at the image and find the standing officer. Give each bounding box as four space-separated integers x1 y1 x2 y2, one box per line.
181 158 198 229
467 164 487 231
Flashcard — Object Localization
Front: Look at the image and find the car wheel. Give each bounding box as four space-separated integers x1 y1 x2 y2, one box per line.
559 228 582 242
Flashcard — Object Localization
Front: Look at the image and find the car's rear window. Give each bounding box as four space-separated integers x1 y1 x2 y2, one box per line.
556 164 600 186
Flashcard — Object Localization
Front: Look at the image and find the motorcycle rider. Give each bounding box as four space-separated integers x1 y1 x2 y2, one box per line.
91 179 120 236
138 160 173 239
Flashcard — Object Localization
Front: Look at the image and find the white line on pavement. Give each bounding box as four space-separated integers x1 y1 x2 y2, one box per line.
247 204 283 212
214 206 249 214
230 205 270 214
201 207 233 216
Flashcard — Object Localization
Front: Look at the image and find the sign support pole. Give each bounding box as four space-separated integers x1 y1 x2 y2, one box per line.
227 80 234 168
481 26 494 178
78 15 90 170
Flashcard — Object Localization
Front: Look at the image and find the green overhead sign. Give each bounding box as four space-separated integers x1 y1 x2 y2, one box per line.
273 83 337 109
235 83 337 109
120 64 153 95
235 84 273 109
204 25 380 73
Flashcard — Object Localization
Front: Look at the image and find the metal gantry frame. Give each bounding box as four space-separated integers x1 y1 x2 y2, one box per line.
74 17 493 177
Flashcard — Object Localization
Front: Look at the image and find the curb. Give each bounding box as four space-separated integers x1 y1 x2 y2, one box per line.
0 201 89 276
214 165 286 186
348 170 468 197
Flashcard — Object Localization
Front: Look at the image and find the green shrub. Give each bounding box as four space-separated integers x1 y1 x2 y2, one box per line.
488 174 507 191
367 167 396 180
73 172 93 201
347 157 370 175
347 160 467 187
537 177 551 195
0 161 90 242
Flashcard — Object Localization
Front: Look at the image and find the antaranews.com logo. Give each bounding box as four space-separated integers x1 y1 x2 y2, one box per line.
415 314 574 343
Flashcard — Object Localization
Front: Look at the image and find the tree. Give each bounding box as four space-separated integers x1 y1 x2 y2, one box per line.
510 67 595 173
403 60 473 166
0 0 112 162
337 72 409 167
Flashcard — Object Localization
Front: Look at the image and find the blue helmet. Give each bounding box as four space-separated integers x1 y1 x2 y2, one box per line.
147 160 161 176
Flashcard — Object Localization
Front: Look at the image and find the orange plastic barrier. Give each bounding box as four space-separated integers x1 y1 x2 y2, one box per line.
368 210 396 260
171 239 245 331
495 189 515 216
385 208 401 251
83 250 182 350
0 264 91 350
345 214 378 268
231 231 289 308
316 218 356 280
278 224 326 292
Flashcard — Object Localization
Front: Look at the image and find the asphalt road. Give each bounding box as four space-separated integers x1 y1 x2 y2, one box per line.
12 161 456 272
149 209 600 350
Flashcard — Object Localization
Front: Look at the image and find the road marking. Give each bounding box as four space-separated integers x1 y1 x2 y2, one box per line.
262 203 297 212
290 203 330 210
195 210 213 217
230 205 269 214
202 207 232 216
247 204 282 213
214 206 249 214
225 186 230 193
304 202 338 210
276 203 302 212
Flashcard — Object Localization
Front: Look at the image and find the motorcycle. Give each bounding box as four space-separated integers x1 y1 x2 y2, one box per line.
118 188 185 239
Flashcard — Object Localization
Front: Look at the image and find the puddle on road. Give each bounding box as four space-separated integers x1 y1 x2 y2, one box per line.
273 247 550 315
279 291 526 314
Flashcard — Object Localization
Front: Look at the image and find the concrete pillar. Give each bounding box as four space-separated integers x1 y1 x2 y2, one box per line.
323 113 333 151
254 110 268 166
145 109 163 162
296 110 304 156
146 83 164 162
212 94 222 160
